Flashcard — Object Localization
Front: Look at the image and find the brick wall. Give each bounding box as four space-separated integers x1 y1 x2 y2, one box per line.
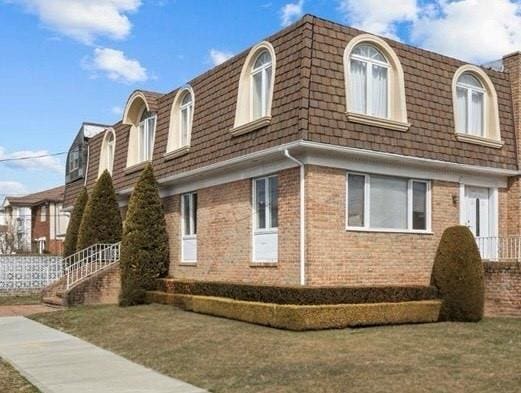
305 165 460 286
166 168 300 285
484 261 521 317
65 263 121 306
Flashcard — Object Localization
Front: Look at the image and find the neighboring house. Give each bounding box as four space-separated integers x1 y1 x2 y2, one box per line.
63 15 521 287
2 186 69 254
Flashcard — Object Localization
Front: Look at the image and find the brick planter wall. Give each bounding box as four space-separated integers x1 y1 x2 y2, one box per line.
64 263 121 306
484 261 521 317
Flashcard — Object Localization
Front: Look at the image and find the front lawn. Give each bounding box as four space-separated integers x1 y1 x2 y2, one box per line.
31 304 521 393
0 293 40 306
0 359 39 393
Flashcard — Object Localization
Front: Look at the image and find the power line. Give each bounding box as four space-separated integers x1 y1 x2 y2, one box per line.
0 151 67 163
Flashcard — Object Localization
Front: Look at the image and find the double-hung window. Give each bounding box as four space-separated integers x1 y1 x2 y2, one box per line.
251 51 272 121
179 92 193 146
456 73 485 137
181 192 197 262
349 44 389 118
138 110 156 162
347 173 430 232
253 176 278 262
106 132 115 174
69 148 80 172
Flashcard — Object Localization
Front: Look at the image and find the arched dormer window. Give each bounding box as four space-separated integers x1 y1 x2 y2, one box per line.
123 91 157 167
452 65 502 147
344 34 409 132
98 129 116 176
166 87 194 157
232 41 276 136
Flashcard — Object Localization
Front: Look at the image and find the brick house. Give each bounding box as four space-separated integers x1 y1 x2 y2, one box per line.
63 15 521 287
2 186 69 254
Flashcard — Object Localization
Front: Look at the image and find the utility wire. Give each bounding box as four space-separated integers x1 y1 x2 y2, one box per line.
0 151 67 163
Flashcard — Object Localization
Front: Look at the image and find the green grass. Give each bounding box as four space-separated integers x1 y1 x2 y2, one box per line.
0 359 39 393
31 304 521 393
0 294 40 306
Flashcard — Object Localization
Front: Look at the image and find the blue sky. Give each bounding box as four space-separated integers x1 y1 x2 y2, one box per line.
1 0 521 199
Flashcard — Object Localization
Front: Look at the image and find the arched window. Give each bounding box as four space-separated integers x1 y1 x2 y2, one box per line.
455 73 485 136
232 41 276 134
344 34 409 131
98 129 116 176
349 44 389 118
251 50 272 119
166 87 195 155
452 65 502 147
122 91 157 167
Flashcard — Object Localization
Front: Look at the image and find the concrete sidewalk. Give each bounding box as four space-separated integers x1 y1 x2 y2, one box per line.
0 317 206 393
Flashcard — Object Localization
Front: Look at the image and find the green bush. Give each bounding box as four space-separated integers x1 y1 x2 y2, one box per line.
63 188 88 257
431 225 484 322
77 170 122 250
119 164 169 306
158 279 438 305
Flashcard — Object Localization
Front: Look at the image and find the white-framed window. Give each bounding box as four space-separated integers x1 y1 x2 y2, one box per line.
250 50 272 121
40 206 47 222
349 44 389 118
181 192 197 262
99 129 116 176
69 148 80 172
346 172 431 232
137 109 156 162
179 92 193 147
253 175 278 262
455 73 485 137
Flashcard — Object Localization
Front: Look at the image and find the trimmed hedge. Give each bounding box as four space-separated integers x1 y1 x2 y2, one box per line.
63 188 88 257
158 279 438 305
431 225 484 322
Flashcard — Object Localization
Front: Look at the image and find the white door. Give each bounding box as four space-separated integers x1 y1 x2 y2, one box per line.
465 186 493 258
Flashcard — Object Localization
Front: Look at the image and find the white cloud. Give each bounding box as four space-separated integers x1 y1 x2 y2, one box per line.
0 146 63 173
0 181 27 198
281 0 304 27
338 0 417 39
10 0 142 44
412 0 521 63
84 47 148 83
338 0 521 63
209 49 234 66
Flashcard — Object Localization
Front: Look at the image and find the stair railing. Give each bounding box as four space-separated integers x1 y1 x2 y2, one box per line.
65 242 121 289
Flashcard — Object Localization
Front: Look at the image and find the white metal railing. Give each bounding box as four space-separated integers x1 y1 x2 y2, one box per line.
476 236 521 262
65 243 120 289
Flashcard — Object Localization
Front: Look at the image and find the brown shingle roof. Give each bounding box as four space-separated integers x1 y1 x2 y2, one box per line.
7 186 64 206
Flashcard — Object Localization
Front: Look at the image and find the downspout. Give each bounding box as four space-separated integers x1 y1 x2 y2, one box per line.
283 149 306 286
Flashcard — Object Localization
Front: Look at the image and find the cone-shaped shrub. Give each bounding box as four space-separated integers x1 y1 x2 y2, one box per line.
63 188 88 257
119 164 169 306
77 170 122 250
431 225 484 322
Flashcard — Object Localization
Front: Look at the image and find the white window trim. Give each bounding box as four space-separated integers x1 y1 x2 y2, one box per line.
249 52 272 121
181 192 197 263
137 112 157 163
346 172 432 234
456 77 486 137
98 129 116 177
69 149 80 172
166 86 195 155
252 175 278 263
349 49 391 119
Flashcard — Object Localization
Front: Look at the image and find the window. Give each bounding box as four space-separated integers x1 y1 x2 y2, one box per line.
40 206 47 222
166 87 195 155
180 92 193 147
99 129 116 176
181 192 197 262
69 148 80 172
251 51 272 120
253 176 278 262
349 44 389 118
233 41 276 133
347 173 430 232
138 109 156 162
455 73 485 137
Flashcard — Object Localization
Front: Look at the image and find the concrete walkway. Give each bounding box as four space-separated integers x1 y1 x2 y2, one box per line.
0 317 206 393
0 304 59 317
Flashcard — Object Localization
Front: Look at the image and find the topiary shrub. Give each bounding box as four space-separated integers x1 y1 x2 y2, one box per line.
63 188 88 257
119 164 169 306
77 170 122 250
431 225 484 322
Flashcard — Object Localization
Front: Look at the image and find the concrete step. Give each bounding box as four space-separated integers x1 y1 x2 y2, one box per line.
42 296 64 307
56 290 64 298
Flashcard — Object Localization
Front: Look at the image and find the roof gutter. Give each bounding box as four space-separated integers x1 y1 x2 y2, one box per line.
284 149 306 286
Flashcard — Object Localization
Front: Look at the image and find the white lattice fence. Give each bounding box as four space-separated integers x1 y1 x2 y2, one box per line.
0 255 64 294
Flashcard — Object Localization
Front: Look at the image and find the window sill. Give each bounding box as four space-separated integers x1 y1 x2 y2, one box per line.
455 133 504 148
124 161 149 175
179 262 197 266
250 261 278 268
164 146 190 161
346 227 433 235
347 112 410 132
230 116 271 137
